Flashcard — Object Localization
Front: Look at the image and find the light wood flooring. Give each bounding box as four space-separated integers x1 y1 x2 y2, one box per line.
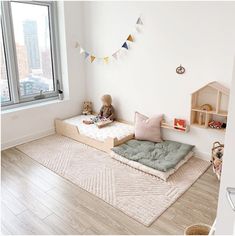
1 148 219 235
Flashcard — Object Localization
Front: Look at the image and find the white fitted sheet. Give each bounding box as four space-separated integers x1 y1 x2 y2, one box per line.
64 115 134 142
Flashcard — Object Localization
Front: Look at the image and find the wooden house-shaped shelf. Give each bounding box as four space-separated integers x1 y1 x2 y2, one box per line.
191 82 230 131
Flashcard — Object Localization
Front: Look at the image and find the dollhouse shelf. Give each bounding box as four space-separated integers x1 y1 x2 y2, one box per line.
190 82 230 131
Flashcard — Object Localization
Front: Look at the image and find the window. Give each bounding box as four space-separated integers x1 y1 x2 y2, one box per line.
1 26 11 103
1 1 61 108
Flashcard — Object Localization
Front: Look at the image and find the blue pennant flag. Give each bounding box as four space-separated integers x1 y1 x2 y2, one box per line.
84 52 89 58
122 42 128 50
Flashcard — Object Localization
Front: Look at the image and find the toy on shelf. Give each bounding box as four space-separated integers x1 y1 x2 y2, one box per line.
174 118 187 131
211 141 224 180
200 104 213 111
198 104 213 126
191 81 229 131
82 101 92 115
208 120 226 129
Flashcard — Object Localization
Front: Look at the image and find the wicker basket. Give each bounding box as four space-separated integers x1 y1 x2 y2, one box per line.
211 141 224 180
184 224 211 235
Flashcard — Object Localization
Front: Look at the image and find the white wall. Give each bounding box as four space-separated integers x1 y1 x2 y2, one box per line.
82 1 235 158
1 2 86 149
2 2 235 159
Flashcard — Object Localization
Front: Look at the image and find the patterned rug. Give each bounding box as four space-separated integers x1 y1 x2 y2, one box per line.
16 135 210 226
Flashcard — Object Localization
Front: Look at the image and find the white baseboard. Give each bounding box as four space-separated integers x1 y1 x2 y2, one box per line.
1 129 55 150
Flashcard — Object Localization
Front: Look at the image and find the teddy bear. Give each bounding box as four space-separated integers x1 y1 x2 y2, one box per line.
82 101 92 115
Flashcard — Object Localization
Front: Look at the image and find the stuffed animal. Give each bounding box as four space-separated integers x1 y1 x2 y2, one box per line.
82 101 92 115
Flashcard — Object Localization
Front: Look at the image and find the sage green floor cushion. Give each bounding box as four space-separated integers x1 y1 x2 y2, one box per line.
111 139 194 181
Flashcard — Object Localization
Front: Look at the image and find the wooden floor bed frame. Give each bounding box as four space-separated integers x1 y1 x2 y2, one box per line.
55 119 134 153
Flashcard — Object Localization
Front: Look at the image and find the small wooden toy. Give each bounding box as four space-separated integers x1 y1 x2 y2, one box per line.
200 104 213 111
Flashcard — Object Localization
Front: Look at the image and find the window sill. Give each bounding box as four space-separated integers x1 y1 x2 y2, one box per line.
1 98 68 115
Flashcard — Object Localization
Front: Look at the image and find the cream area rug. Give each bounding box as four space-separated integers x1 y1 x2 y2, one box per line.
16 135 210 226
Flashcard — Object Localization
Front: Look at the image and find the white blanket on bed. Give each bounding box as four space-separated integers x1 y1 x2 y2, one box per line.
64 115 134 142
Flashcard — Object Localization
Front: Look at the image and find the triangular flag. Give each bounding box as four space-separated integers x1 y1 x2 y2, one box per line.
75 42 80 48
90 55 96 63
112 52 118 60
122 42 128 50
84 52 89 59
104 57 109 64
127 35 134 42
80 47 85 54
136 17 143 25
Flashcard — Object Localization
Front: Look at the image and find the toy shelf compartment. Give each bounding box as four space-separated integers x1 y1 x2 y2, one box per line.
190 82 229 131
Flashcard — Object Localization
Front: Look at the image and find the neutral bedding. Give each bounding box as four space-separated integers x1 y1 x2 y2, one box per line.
64 115 134 142
111 139 194 172
110 150 194 181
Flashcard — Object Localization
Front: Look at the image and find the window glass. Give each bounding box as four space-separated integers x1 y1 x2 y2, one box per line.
0 24 11 103
11 2 54 97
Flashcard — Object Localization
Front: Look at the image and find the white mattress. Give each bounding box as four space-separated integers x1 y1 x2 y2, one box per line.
110 151 194 181
64 115 134 142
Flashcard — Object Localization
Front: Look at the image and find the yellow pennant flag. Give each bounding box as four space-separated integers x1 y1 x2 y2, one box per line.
127 35 134 42
90 55 96 63
104 57 109 64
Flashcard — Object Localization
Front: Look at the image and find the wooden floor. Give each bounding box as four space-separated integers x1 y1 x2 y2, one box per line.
1 148 220 235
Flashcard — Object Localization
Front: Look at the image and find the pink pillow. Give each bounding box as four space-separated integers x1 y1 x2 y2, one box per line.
134 112 163 142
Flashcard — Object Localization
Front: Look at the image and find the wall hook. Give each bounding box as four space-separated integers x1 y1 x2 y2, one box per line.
176 64 186 74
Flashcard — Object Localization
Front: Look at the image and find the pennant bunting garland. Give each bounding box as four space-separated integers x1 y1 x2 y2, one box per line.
104 57 109 64
136 17 143 25
122 42 128 50
84 52 89 59
90 55 96 63
76 16 143 64
127 35 134 42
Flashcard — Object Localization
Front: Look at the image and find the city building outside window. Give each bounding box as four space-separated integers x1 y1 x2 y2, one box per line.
1 1 61 109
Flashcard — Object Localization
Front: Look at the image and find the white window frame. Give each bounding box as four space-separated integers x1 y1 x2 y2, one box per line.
1 0 62 110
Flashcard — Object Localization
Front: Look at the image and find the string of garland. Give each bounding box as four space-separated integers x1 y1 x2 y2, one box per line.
75 17 143 64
